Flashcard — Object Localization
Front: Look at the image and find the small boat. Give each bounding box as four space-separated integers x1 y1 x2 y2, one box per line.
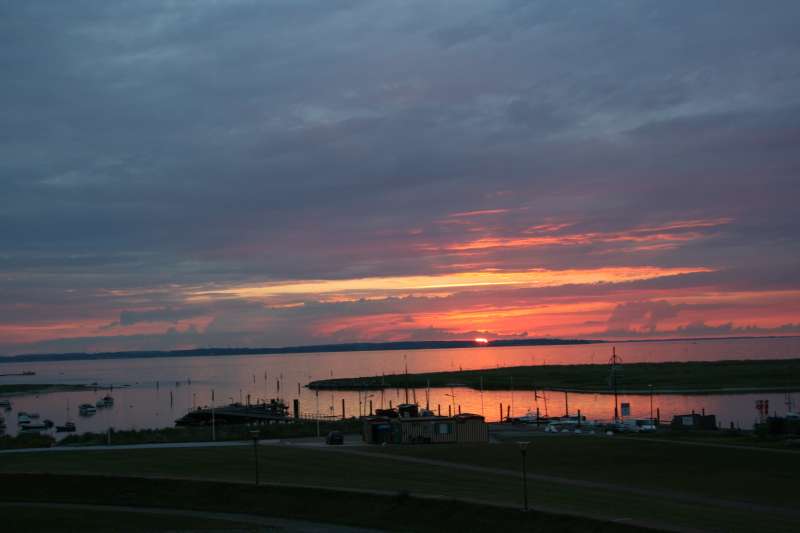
43 419 54 429
56 421 76 432
17 413 31 425
78 403 97 416
28 412 41 419
20 420 48 431
0 399 11 409
95 395 114 408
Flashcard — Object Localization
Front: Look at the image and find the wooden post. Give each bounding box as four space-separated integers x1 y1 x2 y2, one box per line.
293 399 300 420
438 404 441 416
448 405 452 417
500 403 503 422
577 409 581 427
369 399 373 415
389 400 393 409
564 391 569 417
656 407 660 425
341 398 346 419
458 404 461 415
507 404 510 420
536 407 540 427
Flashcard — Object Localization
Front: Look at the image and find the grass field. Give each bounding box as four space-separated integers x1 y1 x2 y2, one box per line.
308 358 800 393
2 435 799 532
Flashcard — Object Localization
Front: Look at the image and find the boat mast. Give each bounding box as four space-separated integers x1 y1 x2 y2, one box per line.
404 354 409 404
611 346 620 422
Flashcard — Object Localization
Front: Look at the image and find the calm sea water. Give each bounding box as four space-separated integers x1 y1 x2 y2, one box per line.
1 337 798 437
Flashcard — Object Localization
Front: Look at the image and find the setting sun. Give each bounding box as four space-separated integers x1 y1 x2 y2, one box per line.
474 337 490 345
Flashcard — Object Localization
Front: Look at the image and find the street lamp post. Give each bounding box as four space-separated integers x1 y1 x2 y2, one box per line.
518 441 530 512
250 430 260 486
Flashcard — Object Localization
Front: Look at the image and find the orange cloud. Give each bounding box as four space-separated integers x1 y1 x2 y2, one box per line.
191 265 713 301
423 217 733 252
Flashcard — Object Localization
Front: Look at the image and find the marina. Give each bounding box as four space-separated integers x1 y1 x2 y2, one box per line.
0 337 798 438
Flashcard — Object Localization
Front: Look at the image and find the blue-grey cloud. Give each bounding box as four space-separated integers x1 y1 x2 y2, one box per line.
1 1 799 353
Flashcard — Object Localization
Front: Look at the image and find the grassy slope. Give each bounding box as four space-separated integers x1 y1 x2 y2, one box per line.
0 474 645 533
308 358 800 393
1 441 798 532
0 504 255 532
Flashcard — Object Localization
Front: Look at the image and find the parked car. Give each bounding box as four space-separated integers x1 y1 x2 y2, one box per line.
325 430 344 445
624 418 658 432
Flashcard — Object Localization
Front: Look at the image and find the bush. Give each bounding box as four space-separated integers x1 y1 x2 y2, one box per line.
0 433 55 450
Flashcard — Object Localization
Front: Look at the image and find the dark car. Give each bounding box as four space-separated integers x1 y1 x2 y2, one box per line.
325 430 344 445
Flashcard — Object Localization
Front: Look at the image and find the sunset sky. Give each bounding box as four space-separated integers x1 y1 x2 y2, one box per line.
2 1 799 355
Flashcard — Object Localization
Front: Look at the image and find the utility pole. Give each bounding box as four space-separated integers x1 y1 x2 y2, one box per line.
404 354 409 404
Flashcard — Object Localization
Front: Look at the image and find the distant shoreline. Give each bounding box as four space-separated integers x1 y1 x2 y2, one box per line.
0 384 93 397
0 334 797 364
0 338 601 364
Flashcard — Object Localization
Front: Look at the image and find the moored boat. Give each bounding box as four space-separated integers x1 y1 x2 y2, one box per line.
96 395 114 408
56 421 76 432
20 420 48 431
78 403 97 416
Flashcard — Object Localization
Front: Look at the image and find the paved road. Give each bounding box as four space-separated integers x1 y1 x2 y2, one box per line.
0 501 380 532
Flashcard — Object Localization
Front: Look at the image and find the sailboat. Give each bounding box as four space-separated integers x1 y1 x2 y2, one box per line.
56 400 76 432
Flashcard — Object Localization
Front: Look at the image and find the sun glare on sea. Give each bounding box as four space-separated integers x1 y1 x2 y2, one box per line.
474 337 489 344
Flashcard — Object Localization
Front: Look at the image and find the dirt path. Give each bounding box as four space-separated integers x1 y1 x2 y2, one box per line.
0 501 380 532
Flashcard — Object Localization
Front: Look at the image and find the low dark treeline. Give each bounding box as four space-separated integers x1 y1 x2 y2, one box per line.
1 338 600 363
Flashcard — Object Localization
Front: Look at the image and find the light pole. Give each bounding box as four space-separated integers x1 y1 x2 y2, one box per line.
446 387 456 416
250 430 260 486
518 441 530 512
